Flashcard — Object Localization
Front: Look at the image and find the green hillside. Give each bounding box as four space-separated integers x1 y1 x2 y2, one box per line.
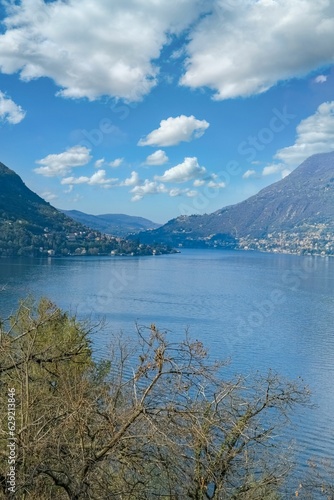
0 162 173 257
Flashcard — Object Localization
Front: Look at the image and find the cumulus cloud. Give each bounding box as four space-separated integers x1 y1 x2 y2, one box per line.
145 150 169 165
2 1 333 103
89 170 117 186
130 179 198 201
155 157 206 183
315 75 328 84
181 0 334 99
61 176 88 185
34 146 92 177
61 169 118 187
138 115 209 147
0 0 203 101
131 180 167 202
185 190 198 198
109 158 124 168
94 158 105 169
262 164 286 176
207 180 225 189
275 101 334 166
0 91 26 124
193 179 205 187
168 188 198 197
169 188 185 197
120 171 140 187
242 169 256 179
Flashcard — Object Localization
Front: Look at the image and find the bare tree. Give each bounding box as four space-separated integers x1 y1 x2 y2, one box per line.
0 298 312 499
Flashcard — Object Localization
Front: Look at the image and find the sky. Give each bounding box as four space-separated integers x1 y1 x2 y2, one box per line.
0 0 334 224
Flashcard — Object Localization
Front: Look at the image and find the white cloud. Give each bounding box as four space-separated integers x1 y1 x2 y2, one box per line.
207 180 225 189
61 176 90 185
275 101 334 166
120 171 140 187
89 170 117 186
186 190 198 198
131 180 167 201
193 179 205 187
262 164 286 176
2 1 333 103
0 91 26 124
170 47 186 60
0 0 204 101
94 158 105 168
242 169 256 179
315 75 328 84
168 188 198 198
169 188 185 197
130 179 198 201
181 0 334 99
265 100 334 180
34 146 92 177
61 170 118 187
155 157 206 183
109 158 124 168
138 115 209 147
145 150 169 165
41 191 58 202
168 187 197 197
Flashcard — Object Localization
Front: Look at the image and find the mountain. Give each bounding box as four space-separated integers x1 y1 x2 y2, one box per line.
0 161 84 231
0 161 174 257
61 210 160 237
133 152 334 255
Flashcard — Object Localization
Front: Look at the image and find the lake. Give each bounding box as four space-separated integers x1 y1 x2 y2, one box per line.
0 249 333 491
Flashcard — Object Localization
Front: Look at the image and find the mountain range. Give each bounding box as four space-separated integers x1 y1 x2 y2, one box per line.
132 151 334 256
1 151 333 257
60 210 160 237
0 161 172 257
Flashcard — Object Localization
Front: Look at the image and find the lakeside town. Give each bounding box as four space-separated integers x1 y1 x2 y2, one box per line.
238 224 334 256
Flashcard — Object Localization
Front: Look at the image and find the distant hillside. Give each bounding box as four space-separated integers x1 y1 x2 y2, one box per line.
61 210 160 237
0 162 77 230
0 162 174 257
133 152 334 256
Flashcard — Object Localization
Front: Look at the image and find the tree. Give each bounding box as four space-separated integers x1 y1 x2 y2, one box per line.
0 298 313 499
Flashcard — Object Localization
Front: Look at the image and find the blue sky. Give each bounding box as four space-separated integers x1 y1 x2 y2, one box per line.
1 0 334 224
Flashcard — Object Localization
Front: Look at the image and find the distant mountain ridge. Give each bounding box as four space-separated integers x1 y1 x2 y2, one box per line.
133 152 334 255
61 210 160 237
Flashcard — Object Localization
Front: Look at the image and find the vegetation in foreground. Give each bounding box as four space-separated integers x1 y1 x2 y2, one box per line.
0 298 333 499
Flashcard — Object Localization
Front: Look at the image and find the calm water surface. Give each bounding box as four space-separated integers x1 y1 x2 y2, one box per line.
0 249 333 486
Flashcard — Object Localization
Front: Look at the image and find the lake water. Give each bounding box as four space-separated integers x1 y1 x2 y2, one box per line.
0 249 333 491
